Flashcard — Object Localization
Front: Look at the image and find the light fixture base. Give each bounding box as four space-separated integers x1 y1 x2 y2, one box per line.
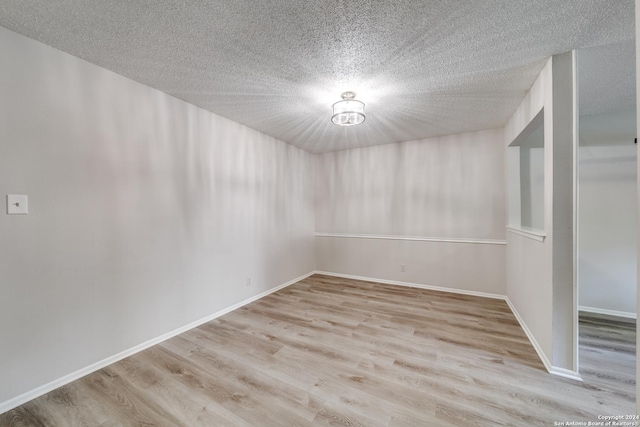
340 91 356 100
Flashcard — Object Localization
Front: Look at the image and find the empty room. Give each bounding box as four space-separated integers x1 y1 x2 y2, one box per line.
0 1 638 426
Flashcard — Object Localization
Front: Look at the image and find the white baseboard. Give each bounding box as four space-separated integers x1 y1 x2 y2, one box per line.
549 366 583 382
314 271 506 300
316 271 582 382
579 305 636 320
0 271 315 415
504 297 582 382
501 297 551 373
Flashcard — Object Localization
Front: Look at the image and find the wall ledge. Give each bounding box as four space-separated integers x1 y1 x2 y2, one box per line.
315 232 506 245
506 226 546 242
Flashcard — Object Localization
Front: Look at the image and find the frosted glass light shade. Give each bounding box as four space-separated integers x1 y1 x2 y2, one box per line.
331 93 365 126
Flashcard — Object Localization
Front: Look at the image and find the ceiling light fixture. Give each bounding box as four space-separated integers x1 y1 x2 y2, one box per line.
331 92 365 126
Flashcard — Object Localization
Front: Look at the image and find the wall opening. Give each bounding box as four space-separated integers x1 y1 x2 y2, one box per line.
508 109 545 234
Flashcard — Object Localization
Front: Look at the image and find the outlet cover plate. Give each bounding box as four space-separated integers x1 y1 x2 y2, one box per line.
7 195 28 214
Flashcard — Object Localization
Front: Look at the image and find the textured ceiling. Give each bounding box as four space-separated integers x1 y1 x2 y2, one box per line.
0 1 635 153
578 40 636 117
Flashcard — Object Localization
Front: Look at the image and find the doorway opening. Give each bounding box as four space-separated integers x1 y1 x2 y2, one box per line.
577 40 637 400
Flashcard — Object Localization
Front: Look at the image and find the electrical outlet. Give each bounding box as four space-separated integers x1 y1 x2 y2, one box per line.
401 264 406 272
246 278 252 287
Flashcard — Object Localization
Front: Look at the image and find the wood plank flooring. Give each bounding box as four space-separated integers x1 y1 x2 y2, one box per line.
579 312 636 398
1 274 636 426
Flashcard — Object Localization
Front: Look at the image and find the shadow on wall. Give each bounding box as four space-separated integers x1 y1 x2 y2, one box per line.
579 260 636 314
0 26 315 406
315 129 506 240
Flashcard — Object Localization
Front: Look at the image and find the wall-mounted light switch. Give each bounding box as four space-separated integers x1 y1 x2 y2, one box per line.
7 195 28 214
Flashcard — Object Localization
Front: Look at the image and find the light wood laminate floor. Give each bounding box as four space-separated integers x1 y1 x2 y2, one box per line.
1 275 636 426
579 312 636 398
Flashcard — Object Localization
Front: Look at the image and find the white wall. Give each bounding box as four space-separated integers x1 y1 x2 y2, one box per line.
0 26 315 409
579 111 637 316
316 237 506 294
315 129 507 295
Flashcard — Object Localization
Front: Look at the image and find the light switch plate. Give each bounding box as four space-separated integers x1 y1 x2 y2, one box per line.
7 195 28 214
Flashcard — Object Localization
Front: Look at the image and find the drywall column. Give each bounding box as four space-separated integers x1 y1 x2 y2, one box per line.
551 51 577 372
505 59 553 371
504 54 579 379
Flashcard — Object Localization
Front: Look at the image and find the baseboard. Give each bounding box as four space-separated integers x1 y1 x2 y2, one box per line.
314 271 506 300
504 297 582 382
579 305 636 320
549 366 583 382
493 297 550 372
0 271 315 415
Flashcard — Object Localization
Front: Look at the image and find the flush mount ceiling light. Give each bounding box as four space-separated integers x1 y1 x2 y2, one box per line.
331 91 365 126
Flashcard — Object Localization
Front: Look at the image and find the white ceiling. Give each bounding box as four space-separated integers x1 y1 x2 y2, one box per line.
578 40 636 117
0 0 634 153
